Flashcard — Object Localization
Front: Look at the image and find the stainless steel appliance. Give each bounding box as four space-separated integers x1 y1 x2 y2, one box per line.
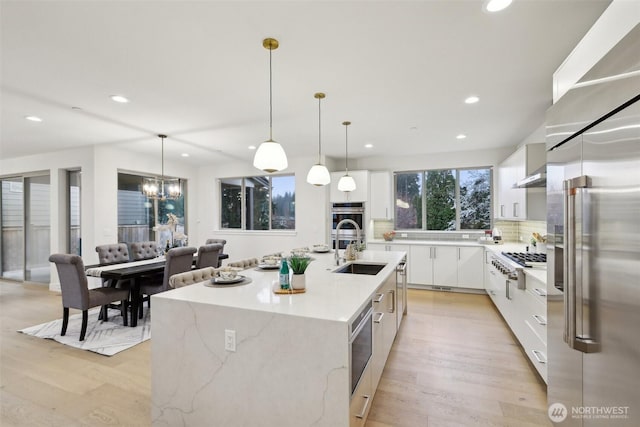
546 25 640 426
349 300 373 397
331 202 365 250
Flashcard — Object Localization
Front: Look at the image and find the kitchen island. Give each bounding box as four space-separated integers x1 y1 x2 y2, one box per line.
151 250 405 427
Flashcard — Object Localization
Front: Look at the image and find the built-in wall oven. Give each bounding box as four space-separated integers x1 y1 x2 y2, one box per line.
350 300 373 397
331 202 365 250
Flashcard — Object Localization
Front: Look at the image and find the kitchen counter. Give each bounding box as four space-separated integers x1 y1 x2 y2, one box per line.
369 238 484 247
151 250 405 426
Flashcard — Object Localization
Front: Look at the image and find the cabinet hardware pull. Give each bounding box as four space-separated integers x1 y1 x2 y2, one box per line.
513 202 519 217
373 312 384 323
533 314 547 325
373 293 384 303
505 280 511 300
387 290 395 313
531 350 547 364
533 288 547 297
500 204 505 217
355 395 371 419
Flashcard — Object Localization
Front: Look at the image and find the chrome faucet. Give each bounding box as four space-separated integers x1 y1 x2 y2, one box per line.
335 219 361 265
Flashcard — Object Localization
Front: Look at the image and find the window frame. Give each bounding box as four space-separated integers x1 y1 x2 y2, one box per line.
394 167 493 231
219 174 296 232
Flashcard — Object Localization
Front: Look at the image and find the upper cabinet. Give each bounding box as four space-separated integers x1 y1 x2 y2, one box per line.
370 171 393 219
330 170 369 203
495 143 546 221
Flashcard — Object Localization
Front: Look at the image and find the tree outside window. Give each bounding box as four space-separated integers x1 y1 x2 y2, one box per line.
220 175 295 230
395 168 491 231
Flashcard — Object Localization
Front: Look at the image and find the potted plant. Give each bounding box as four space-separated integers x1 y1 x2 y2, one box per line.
288 255 312 290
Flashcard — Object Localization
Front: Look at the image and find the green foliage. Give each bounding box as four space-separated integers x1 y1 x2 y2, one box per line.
288 256 312 274
425 170 456 230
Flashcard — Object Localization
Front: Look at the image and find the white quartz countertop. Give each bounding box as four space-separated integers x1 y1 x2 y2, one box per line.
153 250 406 324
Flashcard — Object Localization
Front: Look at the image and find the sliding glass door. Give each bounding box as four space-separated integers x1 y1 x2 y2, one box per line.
0 173 51 283
1 177 24 280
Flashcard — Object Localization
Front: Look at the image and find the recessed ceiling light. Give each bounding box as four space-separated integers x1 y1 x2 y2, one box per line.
456 134 467 140
365 143 373 149
110 95 129 103
25 116 42 122
464 96 480 104
485 0 512 12
248 145 256 150
181 153 189 157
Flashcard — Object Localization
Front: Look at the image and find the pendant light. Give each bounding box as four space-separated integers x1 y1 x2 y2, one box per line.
142 134 182 200
306 92 331 186
253 38 288 173
337 121 356 192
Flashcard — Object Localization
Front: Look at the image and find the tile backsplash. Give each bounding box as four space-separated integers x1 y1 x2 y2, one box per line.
372 219 546 243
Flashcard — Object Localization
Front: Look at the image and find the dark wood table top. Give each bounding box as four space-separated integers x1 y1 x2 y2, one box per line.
86 253 228 280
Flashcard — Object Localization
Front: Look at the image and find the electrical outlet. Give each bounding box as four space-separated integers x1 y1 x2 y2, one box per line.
462 234 470 239
519 235 524 241
225 329 236 352
401 233 408 238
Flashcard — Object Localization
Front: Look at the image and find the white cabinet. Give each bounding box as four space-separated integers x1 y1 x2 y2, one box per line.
409 244 483 289
330 170 369 203
370 171 393 219
457 246 485 289
349 364 371 427
371 274 397 391
495 143 546 221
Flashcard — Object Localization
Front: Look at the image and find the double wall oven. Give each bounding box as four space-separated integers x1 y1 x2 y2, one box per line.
331 202 365 250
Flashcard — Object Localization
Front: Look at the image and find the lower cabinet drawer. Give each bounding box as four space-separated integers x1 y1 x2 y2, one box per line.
517 319 548 383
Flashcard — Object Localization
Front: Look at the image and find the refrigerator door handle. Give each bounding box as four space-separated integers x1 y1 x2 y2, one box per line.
563 175 600 353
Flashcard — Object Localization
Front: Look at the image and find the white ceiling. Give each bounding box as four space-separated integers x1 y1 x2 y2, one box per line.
0 0 610 167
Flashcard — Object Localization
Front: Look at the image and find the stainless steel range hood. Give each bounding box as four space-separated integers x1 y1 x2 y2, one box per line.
515 165 546 188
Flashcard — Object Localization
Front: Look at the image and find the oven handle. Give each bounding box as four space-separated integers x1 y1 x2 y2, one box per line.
350 307 373 342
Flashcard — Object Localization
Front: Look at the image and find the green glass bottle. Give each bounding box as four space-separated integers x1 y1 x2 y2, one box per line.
279 258 290 290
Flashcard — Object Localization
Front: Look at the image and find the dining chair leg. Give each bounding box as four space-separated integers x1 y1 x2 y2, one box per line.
121 299 128 326
80 310 88 341
103 305 109 322
61 307 69 336
139 297 144 319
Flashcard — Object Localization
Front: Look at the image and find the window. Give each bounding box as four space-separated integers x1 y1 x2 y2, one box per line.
117 172 186 243
395 168 491 231
220 175 295 230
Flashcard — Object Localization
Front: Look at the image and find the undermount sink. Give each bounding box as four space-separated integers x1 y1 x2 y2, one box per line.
333 262 387 275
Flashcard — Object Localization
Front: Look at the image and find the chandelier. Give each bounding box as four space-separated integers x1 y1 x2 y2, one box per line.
142 134 182 200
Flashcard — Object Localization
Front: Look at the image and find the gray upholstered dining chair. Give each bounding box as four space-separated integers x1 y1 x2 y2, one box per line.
205 238 227 267
128 241 160 261
196 243 223 269
95 243 130 265
49 254 130 341
137 246 197 318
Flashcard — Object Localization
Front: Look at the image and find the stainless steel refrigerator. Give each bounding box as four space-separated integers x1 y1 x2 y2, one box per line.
546 24 640 426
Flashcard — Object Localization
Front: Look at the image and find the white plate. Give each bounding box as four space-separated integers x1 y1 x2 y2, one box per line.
258 264 280 270
312 248 330 253
213 274 245 284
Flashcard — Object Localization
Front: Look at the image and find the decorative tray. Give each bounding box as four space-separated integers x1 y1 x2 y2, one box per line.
273 287 306 295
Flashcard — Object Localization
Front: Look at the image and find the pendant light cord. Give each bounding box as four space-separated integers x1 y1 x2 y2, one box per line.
269 45 273 141
318 96 322 162
160 135 165 181
344 123 349 173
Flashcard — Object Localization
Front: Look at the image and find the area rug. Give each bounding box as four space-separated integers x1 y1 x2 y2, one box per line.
18 307 150 356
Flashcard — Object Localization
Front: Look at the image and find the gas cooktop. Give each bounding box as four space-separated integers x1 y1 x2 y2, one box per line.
501 252 547 267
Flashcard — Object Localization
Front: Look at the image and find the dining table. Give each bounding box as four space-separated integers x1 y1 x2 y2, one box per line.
85 253 229 327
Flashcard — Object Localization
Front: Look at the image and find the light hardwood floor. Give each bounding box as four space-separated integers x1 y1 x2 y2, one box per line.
0 281 549 426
